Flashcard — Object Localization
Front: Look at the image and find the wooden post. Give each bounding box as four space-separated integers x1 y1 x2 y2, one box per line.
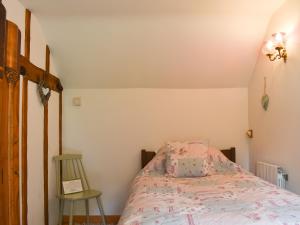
24 9 31 60
0 4 63 225
59 92 62 155
44 45 50 225
22 8 31 225
0 0 6 77
5 20 21 225
0 2 8 223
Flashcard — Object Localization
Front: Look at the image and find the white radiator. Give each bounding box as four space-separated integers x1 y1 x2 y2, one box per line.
256 161 288 189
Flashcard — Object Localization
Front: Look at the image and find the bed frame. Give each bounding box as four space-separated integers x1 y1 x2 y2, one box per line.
141 147 236 169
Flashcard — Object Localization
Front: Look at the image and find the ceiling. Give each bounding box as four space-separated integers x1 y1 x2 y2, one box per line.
19 0 285 88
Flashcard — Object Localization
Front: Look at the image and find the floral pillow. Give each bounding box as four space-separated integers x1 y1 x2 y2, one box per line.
165 141 209 177
207 146 242 175
143 145 169 175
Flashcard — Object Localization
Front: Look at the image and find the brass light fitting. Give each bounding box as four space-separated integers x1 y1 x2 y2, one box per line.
263 32 287 63
266 46 287 63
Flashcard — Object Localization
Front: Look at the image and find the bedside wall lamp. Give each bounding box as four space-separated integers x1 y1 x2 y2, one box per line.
262 32 287 63
246 129 253 139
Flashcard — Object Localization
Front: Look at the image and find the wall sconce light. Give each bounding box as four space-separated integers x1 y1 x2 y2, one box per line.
262 32 287 63
246 129 253 139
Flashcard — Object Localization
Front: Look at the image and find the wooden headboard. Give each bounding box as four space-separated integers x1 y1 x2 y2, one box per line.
141 147 236 169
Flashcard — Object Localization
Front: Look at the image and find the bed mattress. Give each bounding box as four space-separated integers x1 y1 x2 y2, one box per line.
119 168 300 225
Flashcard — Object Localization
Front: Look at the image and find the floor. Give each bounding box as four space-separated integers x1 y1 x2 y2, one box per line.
63 220 117 225
65 223 116 225
63 215 120 225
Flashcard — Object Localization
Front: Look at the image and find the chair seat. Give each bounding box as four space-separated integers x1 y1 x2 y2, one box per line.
59 189 102 200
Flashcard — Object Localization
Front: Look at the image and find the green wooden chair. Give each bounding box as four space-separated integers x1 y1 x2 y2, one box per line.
53 154 107 225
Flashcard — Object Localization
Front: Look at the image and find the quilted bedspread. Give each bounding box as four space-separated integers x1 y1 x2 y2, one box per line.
118 168 300 225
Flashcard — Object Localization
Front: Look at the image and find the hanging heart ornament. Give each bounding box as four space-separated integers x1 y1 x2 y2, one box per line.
38 78 51 106
261 77 269 111
261 94 269 111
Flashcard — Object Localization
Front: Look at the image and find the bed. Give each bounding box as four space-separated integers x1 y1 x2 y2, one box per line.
118 142 300 225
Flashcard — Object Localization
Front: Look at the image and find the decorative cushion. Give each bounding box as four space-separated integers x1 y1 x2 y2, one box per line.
143 145 168 174
144 142 242 177
207 146 241 175
165 141 209 177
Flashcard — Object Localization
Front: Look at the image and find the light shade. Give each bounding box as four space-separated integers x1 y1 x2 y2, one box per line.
262 40 276 55
272 32 286 48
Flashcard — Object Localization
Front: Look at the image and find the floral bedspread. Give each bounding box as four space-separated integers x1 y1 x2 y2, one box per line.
118 169 300 225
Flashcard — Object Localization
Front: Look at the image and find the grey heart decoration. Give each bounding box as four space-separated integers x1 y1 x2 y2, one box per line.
38 79 51 106
261 94 269 111
42 86 50 96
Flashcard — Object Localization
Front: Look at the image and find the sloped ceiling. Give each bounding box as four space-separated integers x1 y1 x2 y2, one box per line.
19 0 285 88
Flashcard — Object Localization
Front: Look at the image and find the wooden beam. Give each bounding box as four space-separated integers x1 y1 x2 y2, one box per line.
0 2 8 224
21 76 28 225
0 57 9 225
45 45 50 72
19 55 63 92
43 104 49 225
0 1 6 78
24 9 31 59
5 20 21 225
44 45 50 225
59 92 62 155
22 9 31 225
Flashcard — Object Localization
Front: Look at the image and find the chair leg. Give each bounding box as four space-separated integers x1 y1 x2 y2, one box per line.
58 199 64 225
69 200 74 225
85 199 90 225
96 197 106 225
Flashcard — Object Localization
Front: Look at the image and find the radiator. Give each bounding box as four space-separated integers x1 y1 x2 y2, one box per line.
256 161 288 189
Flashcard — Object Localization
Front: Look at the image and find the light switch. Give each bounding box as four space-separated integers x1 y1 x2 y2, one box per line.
72 97 81 106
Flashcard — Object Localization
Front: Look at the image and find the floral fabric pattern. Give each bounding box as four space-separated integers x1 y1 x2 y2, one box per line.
143 145 168 175
165 141 209 177
207 146 242 175
119 151 300 225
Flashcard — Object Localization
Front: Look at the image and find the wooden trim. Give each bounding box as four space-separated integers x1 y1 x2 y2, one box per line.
0 2 7 224
141 147 236 169
43 104 49 225
0 5 63 225
43 45 50 225
59 92 62 155
63 215 120 225
0 61 9 225
24 9 31 60
19 55 63 92
45 45 50 72
22 9 31 225
221 147 236 163
141 149 155 169
8 67 20 225
0 1 6 78
21 77 28 225
5 20 21 225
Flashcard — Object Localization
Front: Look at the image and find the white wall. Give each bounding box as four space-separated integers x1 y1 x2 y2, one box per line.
27 80 44 225
3 1 60 225
63 88 249 215
249 0 300 194
48 92 60 225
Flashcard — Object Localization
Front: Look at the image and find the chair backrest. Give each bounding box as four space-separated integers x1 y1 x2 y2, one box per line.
53 154 90 196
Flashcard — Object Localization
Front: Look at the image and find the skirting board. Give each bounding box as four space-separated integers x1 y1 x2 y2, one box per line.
63 215 120 224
